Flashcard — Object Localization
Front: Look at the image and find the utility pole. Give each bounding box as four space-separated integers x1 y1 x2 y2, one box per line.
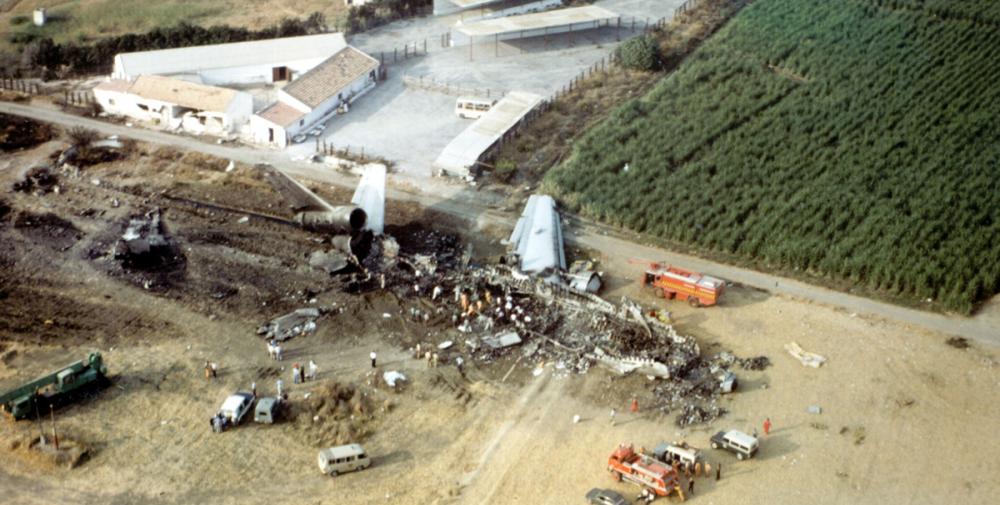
50 404 59 450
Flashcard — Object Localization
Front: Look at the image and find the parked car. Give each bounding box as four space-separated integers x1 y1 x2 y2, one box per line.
585 488 629 505
710 430 759 460
218 392 255 426
254 397 280 424
317 444 371 476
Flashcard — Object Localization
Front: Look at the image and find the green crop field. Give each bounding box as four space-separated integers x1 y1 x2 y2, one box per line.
544 0 1000 313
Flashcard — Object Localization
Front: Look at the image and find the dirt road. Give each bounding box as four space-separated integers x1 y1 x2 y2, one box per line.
1 101 996 345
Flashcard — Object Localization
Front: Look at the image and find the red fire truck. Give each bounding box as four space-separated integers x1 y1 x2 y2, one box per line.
607 444 681 500
641 263 724 307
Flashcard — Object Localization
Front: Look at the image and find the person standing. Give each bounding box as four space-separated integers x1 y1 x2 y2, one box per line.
293 364 301 384
630 397 639 414
716 463 721 481
610 408 617 426
204 361 212 380
764 417 772 436
251 382 257 398
687 477 695 495
276 379 284 399
370 351 377 368
308 360 318 381
210 362 218 378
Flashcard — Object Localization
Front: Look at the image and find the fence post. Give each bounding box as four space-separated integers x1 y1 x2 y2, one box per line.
424 38 427 54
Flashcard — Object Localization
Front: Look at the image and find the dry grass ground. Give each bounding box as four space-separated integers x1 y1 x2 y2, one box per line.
0 0 347 51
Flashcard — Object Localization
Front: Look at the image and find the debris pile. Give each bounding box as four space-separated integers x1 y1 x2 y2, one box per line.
340 229 739 427
12 166 58 194
100 208 186 289
258 308 322 342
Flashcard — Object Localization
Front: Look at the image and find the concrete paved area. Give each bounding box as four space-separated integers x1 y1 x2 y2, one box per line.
285 0 685 176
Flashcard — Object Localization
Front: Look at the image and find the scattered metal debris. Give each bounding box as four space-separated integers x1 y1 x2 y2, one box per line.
12 166 58 194
740 356 771 370
383 371 407 388
785 342 826 368
112 208 185 273
258 308 322 342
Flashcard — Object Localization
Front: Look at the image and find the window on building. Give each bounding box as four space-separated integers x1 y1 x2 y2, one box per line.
299 119 305 127
108 98 115 106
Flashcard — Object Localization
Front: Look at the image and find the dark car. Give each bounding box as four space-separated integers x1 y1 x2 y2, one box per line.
586 488 629 505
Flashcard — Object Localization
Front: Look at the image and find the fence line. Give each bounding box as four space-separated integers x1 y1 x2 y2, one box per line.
402 74 505 99
0 77 40 95
62 90 96 107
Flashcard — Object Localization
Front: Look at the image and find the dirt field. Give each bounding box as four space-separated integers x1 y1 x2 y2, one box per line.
0 126 997 505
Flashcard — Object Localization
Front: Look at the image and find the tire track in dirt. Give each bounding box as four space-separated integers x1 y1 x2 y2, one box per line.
457 368 565 503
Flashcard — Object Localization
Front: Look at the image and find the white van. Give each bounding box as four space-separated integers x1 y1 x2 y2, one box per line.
653 441 701 469
318 444 371 476
454 97 496 119
710 430 759 460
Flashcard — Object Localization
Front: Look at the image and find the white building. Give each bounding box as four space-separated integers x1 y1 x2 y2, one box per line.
111 33 348 86
251 46 380 148
94 75 253 136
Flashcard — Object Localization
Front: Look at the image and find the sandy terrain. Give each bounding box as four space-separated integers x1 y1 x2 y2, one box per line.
0 129 998 505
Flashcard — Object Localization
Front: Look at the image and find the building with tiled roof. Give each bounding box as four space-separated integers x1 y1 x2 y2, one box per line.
250 45 380 148
93 75 253 136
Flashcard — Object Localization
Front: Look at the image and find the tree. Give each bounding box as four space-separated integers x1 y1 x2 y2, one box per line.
616 35 660 71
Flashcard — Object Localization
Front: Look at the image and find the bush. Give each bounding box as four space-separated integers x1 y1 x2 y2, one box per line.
617 35 660 71
493 159 517 183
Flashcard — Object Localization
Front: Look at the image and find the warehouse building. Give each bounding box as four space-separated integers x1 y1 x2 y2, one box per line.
111 33 348 86
93 75 253 136
250 46 381 148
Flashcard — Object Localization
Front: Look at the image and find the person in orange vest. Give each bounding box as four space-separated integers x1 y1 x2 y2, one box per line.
630 397 639 414
763 417 772 436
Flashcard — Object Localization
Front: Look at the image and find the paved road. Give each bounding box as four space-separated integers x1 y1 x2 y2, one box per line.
2 101 997 345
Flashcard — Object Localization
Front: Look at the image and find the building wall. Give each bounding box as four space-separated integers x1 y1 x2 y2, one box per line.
95 87 247 136
249 115 290 149
300 72 378 131
224 92 255 130
114 57 333 85
249 69 379 149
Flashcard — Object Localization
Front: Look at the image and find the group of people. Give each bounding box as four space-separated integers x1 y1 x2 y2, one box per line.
266 340 284 361
291 360 319 384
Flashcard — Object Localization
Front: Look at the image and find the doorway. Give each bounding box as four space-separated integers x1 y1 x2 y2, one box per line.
272 66 290 81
